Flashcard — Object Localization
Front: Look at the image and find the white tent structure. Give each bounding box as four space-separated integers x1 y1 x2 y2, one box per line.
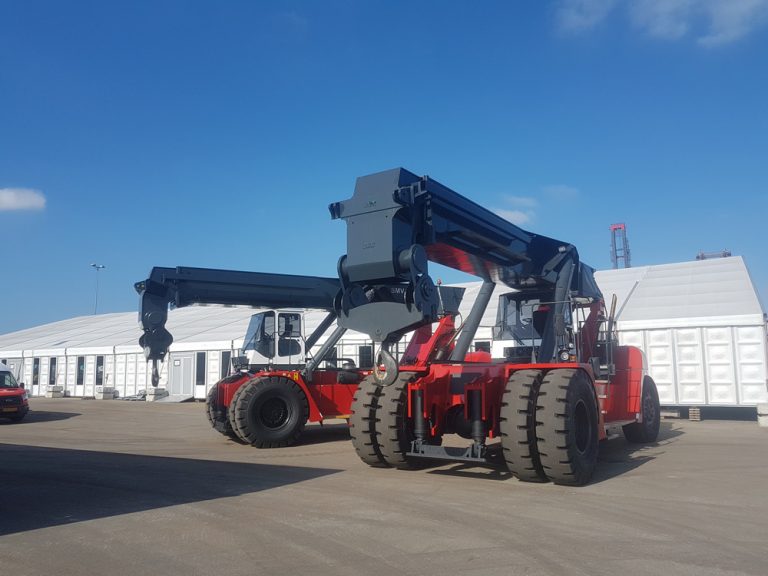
596 257 767 407
1 257 765 406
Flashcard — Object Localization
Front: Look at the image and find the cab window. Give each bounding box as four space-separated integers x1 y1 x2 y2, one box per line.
242 311 276 358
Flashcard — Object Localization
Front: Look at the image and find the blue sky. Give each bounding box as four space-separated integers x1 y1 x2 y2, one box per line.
2 0 767 334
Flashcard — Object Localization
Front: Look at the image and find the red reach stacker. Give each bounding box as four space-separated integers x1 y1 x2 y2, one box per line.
329 168 660 485
135 268 367 447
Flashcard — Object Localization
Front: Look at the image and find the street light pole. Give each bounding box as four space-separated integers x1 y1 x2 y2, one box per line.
90 263 106 314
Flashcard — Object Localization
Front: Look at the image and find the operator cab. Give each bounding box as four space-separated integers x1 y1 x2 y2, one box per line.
492 291 578 364
242 309 305 369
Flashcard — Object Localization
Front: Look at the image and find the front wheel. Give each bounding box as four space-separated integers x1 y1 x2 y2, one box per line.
231 376 309 448
8 409 28 422
349 375 388 467
536 369 599 486
499 369 547 482
623 376 660 443
205 382 242 442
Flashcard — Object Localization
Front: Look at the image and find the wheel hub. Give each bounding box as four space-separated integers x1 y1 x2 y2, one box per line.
260 397 290 429
574 399 591 454
643 394 656 426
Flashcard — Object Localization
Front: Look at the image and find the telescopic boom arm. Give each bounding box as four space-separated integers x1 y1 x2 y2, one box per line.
134 266 342 385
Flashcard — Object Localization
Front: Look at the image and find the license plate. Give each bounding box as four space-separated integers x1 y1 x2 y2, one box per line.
1 407 18 412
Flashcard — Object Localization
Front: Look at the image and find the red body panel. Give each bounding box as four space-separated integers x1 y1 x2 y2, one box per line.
600 345 645 424
217 369 365 424
0 388 28 416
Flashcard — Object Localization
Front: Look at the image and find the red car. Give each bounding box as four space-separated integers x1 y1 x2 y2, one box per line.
0 365 28 422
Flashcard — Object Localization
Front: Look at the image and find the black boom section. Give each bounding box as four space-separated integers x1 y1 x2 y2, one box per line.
134 267 341 363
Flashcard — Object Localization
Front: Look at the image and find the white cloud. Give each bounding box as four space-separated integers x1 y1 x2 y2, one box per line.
494 195 537 225
494 209 533 226
502 195 539 209
556 0 617 32
493 186 582 225
698 0 768 47
0 188 46 211
630 0 694 40
558 0 768 46
542 184 580 200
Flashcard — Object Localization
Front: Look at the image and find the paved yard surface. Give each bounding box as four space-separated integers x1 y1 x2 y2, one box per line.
2 398 767 576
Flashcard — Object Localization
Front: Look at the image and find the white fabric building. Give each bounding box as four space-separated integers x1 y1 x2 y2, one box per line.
1 257 765 406
595 257 767 407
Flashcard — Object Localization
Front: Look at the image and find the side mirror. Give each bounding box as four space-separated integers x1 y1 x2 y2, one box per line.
19 382 25 390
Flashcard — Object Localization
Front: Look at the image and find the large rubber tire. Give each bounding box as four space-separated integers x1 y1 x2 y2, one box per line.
499 369 547 482
205 382 242 442
536 369 599 486
231 376 309 448
623 376 661 443
376 372 421 469
228 381 250 441
349 375 388 467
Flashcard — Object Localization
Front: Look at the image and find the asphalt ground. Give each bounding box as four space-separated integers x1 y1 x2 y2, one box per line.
1 398 767 576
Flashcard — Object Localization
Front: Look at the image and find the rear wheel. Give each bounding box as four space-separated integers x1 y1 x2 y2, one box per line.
205 382 242 442
231 376 309 448
349 375 388 467
499 369 547 482
536 369 599 486
623 376 661 443
376 372 422 469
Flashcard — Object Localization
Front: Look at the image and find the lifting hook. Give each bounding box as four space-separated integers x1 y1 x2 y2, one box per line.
373 346 399 387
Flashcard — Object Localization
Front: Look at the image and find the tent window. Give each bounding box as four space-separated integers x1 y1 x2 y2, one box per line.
220 351 231 379
77 357 85 385
96 356 104 386
196 352 207 386
358 345 373 369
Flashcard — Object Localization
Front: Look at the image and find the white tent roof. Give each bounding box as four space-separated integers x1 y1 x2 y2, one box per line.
596 256 765 330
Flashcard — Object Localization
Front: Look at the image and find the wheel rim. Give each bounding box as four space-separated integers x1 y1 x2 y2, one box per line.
574 399 591 454
643 391 656 428
259 397 290 429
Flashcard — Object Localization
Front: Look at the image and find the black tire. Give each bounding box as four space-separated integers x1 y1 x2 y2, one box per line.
228 381 250 441
623 376 661 443
349 375 388 467
205 382 242 442
8 411 27 422
536 369 599 486
231 376 309 448
499 369 547 482
376 372 422 469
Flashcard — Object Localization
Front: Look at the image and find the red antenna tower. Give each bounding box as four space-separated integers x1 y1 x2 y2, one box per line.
610 223 631 269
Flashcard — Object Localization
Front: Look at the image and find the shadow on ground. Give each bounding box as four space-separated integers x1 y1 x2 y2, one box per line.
299 423 351 445
425 421 684 485
589 421 683 484
0 410 81 425
0 443 341 536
